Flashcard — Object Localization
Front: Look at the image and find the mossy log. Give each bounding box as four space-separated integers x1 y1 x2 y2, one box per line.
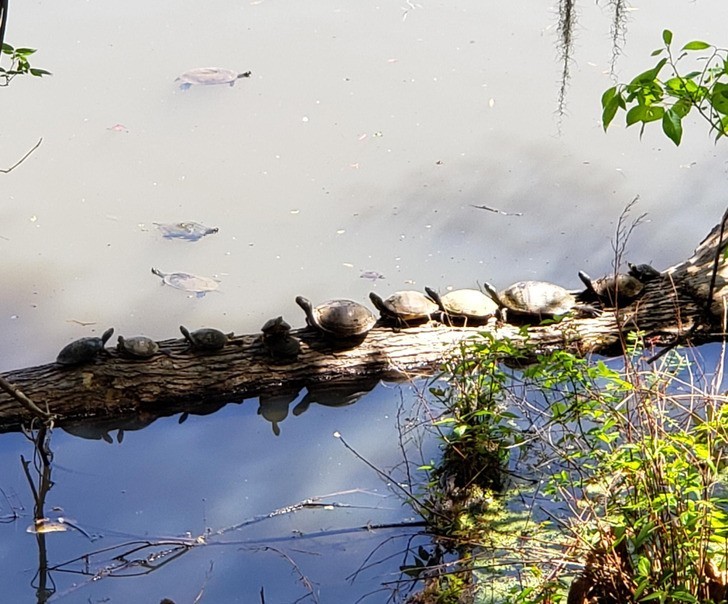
1 210 727 433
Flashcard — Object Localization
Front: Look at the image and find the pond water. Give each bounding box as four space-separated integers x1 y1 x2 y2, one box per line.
2 0 728 601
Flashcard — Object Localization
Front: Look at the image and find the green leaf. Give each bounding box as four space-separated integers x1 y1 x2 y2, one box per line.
662 109 683 145
682 41 711 51
672 98 692 118
711 82 728 115
29 68 52 77
629 58 667 87
1 43 14 54
650 48 664 57
626 104 664 126
14 47 37 56
662 29 673 46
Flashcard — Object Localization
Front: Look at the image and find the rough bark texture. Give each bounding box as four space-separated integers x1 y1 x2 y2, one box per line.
1 210 727 433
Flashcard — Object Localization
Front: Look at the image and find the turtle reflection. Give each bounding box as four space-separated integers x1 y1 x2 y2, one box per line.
293 378 380 416
258 389 302 436
61 412 156 444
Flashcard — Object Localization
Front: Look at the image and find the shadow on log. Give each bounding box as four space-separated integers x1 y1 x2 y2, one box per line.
1 210 727 434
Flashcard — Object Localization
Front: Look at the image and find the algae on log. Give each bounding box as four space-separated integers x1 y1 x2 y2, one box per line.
0 211 727 433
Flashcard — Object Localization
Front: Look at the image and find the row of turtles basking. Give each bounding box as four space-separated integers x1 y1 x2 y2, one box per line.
54 264 661 366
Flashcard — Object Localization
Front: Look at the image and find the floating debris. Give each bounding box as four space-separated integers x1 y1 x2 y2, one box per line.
175 68 251 90
107 123 128 133
154 221 219 242
471 204 523 217
360 270 385 282
151 268 220 297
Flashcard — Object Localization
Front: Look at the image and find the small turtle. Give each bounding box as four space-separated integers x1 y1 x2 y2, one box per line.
154 221 219 242
56 327 114 366
628 262 661 282
180 325 229 351
116 335 160 359
369 291 439 326
176 67 252 90
261 316 301 361
484 281 594 322
424 287 498 325
151 267 220 297
295 296 376 339
578 271 644 307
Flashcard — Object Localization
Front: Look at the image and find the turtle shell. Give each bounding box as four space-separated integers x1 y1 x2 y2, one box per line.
628 263 661 282
56 327 114 366
296 296 376 338
369 291 438 322
425 287 498 322
117 335 159 358
496 281 576 316
578 271 644 306
180 326 229 350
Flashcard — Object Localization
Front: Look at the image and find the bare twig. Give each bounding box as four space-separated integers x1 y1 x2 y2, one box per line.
471 204 523 217
255 545 320 603
0 375 52 420
1 137 43 173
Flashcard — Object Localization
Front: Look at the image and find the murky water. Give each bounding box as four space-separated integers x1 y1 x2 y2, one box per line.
2 0 728 601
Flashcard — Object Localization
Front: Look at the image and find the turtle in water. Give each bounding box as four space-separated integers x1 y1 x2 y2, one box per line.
369 291 439 327
176 67 252 90
116 335 160 359
180 326 230 351
628 262 661 282
295 296 376 339
484 281 596 323
151 267 220 297
154 221 219 242
56 327 115 366
578 271 644 307
424 287 498 326
261 316 300 361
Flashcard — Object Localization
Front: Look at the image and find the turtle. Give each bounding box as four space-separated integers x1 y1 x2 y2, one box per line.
116 335 160 359
295 296 376 339
175 67 252 90
154 221 219 242
261 316 301 361
424 287 498 326
484 281 595 322
151 267 220 297
56 327 115 366
578 271 644 307
369 291 439 326
628 262 661 282
179 325 230 351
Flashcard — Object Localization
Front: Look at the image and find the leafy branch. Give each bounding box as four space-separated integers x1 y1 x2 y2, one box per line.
0 43 51 86
601 29 728 145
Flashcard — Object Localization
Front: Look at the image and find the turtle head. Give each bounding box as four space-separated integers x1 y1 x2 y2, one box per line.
295 296 318 329
424 287 444 311
482 282 502 307
101 328 115 345
577 271 596 293
179 325 192 343
368 292 386 313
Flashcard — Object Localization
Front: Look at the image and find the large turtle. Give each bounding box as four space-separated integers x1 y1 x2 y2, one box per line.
176 68 252 90
116 335 160 359
56 327 114 366
369 291 438 326
180 326 230 351
578 271 644 307
484 281 595 322
424 287 498 326
151 267 220 297
295 296 376 339
261 316 301 361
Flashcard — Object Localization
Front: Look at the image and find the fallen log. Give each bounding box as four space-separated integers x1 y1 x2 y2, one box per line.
0 209 727 434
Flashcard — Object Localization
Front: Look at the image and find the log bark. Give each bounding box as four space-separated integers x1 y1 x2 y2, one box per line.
1 210 727 434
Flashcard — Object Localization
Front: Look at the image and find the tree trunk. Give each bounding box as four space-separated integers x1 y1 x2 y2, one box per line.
1 210 727 434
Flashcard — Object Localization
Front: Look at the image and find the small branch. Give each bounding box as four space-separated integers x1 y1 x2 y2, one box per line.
470 204 523 217
1 137 43 173
0 375 51 420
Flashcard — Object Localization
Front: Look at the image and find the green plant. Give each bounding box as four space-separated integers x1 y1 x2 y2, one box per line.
601 30 728 144
1 43 50 86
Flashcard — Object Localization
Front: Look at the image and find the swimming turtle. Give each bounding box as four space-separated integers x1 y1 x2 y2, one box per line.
628 262 661 282
484 281 594 322
261 316 300 361
176 67 252 90
295 296 376 339
116 335 160 359
369 291 438 326
154 221 219 242
151 267 220 297
578 271 644 306
424 287 498 325
56 327 114 366
180 326 229 351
